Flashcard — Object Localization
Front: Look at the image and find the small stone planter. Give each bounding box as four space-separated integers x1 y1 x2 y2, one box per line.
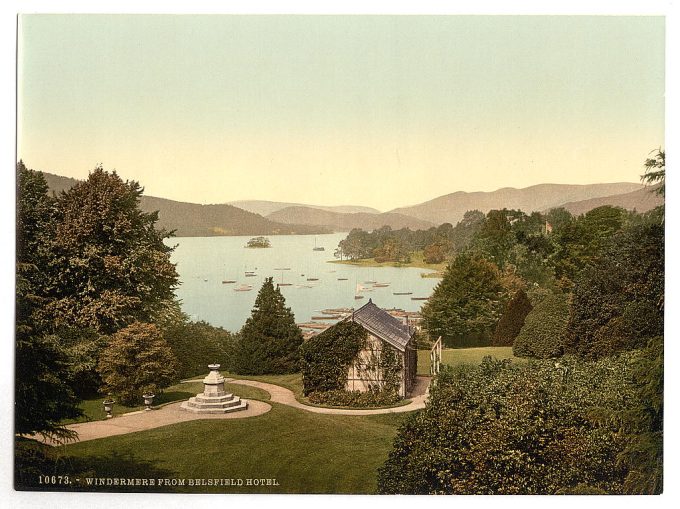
103 398 116 419
143 393 155 411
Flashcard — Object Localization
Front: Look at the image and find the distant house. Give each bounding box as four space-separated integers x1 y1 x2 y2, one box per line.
344 299 417 398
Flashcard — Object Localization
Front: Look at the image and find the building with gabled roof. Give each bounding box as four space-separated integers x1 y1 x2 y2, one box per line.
343 299 417 398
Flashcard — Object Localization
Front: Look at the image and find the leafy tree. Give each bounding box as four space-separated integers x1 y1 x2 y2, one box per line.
565 218 663 359
492 289 533 346
641 149 665 197
232 277 303 374
377 355 636 494
15 162 81 442
545 207 573 233
421 254 506 346
97 322 178 405
513 292 570 358
423 241 448 264
163 311 237 379
549 205 627 289
373 237 411 263
45 166 179 335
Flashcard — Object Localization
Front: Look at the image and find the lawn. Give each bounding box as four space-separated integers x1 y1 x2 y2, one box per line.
65 381 271 423
54 404 416 494
417 346 525 375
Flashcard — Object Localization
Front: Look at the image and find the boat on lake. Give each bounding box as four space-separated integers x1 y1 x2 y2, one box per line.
393 291 413 295
222 280 236 284
411 297 429 301
234 284 253 292
306 277 319 281
313 237 325 251
373 283 390 287
337 277 349 281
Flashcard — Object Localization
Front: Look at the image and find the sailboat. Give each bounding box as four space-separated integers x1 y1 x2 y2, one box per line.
277 269 292 287
354 283 365 300
313 237 325 252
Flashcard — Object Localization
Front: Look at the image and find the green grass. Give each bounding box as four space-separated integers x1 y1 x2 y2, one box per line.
59 403 413 494
224 372 305 398
417 346 526 375
65 381 271 424
328 250 446 275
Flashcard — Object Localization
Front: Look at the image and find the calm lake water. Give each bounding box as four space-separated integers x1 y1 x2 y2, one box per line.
166 233 441 332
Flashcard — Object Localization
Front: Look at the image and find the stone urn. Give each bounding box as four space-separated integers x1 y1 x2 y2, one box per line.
142 393 155 411
103 397 116 418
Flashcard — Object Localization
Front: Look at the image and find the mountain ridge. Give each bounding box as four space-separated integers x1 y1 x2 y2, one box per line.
266 206 434 232
390 182 645 225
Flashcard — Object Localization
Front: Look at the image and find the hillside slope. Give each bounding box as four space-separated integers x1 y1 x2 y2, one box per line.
553 185 663 216
40 172 329 237
390 183 644 225
267 206 434 231
229 200 380 216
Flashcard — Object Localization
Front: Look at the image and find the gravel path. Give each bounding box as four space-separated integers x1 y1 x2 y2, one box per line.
227 375 430 415
43 376 430 445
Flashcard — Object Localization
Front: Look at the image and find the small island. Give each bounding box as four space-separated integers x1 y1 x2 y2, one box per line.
245 236 271 248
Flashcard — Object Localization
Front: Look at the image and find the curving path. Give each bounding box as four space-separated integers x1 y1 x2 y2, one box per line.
42 376 430 446
227 375 430 415
42 399 271 446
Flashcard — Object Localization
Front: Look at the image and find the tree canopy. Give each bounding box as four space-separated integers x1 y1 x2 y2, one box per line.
421 253 507 346
232 277 304 374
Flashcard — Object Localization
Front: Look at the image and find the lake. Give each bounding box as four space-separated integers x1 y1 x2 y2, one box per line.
166 233 441 332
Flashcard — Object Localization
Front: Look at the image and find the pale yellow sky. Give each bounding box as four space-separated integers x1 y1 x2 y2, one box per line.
18 15 664 211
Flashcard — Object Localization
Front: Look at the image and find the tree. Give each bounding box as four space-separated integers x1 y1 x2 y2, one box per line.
423 241 448 264
97 322 178 406
421 254 506 346
232 277 304 374
15 162 81 442
45 166 179 335
565 218 663 359
513 292 570 358
492 289 533 346
549 205 627 289
641 149 665 197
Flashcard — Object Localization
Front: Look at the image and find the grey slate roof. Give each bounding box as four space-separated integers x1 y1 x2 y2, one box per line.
349 299 413 351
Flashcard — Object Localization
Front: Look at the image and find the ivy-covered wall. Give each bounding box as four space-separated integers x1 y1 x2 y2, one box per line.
300 321 367 395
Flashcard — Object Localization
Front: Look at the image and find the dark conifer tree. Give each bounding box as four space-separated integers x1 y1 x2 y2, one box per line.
232 277 303 374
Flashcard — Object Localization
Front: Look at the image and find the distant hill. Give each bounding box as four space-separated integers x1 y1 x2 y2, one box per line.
390 183 644 225
229 200 380 216
267 206 435 232
40 172 330 237
553 185 663 216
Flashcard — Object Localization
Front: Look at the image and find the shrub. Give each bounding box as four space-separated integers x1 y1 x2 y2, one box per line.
492 289 533 346
97 322 178 405
307 389 401 408
164 320 236 379
377 355 638 494
300 321 367 395
513 292 570 358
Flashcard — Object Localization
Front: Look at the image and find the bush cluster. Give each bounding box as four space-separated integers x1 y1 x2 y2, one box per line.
378 355 637 494
512 292 570 358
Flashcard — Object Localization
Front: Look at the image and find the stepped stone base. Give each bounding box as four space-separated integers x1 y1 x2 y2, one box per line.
180 395 248 414
180 363 248 414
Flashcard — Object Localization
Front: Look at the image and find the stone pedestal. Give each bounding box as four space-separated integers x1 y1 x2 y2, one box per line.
180 364 248 414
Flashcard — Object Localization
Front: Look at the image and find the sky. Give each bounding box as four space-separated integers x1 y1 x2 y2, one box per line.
17 14 665 211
